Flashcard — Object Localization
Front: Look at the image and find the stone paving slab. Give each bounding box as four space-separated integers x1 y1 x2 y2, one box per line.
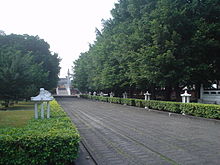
57 98 220 165
75 142 97 165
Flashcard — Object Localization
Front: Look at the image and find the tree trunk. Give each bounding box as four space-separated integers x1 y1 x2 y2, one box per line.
174 86 182 102
4 100 9 108
195 84 201 101
164 86 172 101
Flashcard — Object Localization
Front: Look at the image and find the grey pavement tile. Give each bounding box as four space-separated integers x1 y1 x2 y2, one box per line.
58 98 220 165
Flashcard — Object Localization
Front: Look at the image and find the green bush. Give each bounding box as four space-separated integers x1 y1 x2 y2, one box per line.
134 99 145 108
108 97 121 104
0 100 80 165
81 95 220 119
120 98 135 106
99 96 108 102
143 100 220 119
180 103 220 119
80 94 89 99
144 100 182 113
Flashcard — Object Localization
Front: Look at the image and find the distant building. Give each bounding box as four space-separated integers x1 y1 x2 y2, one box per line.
56 69 79 95
58 78 68 88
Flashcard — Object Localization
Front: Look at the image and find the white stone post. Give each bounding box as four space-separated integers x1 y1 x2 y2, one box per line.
47 102 50 119
182 96 186 103
31 88 54 119
34 103 38 119
109 92 114 103
181 90 191 103
144 91 151 101
186 96 190 103
110 92 114 98
100 92 104 97
41 102 44 119
123 92 127 99
93 92 96 96
144 91 151 109
123 92 127 105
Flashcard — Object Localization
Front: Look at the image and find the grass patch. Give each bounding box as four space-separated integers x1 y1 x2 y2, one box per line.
0 101 34 128
0 110 34 128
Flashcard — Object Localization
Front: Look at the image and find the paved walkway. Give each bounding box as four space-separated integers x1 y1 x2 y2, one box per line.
57 98 220 165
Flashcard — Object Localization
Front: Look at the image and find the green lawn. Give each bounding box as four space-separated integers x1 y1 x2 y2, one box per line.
0 102 34 128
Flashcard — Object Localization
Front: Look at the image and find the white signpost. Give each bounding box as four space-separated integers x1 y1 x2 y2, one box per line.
31 88 54 119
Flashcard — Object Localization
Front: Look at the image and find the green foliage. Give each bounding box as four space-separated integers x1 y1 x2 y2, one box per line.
0 110 34 128
80 94 90 99
120 98 135 106
144 100 182 113
0 34 60 103
73 0 220 97
81 95 220 119
0 100 80 165
134 99 145 108
99 96 109 102
179 103 220 119
106 97 121 104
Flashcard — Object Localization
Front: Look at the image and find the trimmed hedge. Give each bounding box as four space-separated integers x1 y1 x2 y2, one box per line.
0 100 80 165
179 103 220 119
134 99 145 108
81 95 220 119
120 98 135 106
144 100 182 113
108 97 121 104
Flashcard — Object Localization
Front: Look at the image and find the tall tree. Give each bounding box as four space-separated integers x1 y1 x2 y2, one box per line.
73 0 220 99
0 33 60 106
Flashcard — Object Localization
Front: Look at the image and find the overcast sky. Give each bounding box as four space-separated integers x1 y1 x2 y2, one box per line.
0 0 118 77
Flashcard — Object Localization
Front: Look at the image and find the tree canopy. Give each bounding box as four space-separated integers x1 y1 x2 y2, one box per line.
73 0 220 99
0 33 60 105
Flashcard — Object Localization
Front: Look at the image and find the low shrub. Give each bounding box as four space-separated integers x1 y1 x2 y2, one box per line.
144 100 182 113
180 103 220 119
99 96 108 102
0 100 80 165
121 98 135 106
107 97 121 104
134 99 145 108
80 94 89 99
